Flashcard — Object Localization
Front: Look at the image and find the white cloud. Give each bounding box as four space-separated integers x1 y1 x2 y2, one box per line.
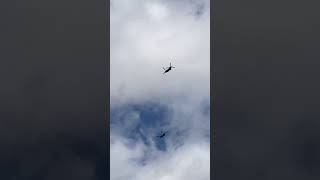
111 135 210 180
145 2 169 21
111 0 209 105
111 0 210 179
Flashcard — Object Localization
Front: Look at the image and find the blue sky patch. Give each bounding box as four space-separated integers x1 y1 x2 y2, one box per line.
111 101 173 151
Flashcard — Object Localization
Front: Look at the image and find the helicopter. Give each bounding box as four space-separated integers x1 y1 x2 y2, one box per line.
162 62 175 74
156 130 169 138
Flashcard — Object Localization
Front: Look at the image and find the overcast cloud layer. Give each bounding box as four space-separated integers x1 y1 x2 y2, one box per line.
110 0 210 180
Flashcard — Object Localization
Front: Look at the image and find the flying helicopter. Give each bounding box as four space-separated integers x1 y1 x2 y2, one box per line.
156 131 169 138
162 62 175 74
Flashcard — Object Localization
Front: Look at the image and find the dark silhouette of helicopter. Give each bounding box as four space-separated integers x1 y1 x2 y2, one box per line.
156 131 168 138
162 62 175 74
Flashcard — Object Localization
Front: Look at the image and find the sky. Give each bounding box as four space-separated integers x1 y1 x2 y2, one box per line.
110 0 210 180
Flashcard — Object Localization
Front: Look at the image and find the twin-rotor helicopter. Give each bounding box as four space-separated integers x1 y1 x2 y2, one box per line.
162 62 175 74
156 131 169 139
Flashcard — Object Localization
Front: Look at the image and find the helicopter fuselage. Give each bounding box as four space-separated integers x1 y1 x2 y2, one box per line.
164 67 172 73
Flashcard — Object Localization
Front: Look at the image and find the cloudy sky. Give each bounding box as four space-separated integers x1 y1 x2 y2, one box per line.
110 0 210 180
